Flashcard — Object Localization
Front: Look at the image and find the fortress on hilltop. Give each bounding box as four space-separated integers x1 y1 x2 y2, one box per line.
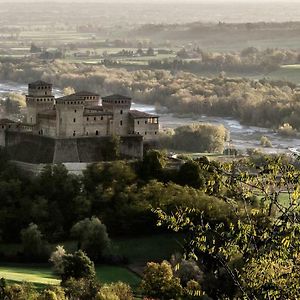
0 81 159 163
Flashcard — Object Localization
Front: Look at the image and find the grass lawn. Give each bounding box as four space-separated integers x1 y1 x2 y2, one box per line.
0 264 140 288
0 234 182 288
0 265 59 287
112 233 183 264
266 65 300 84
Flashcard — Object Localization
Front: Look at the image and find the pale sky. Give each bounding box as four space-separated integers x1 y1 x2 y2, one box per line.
1 0 300 2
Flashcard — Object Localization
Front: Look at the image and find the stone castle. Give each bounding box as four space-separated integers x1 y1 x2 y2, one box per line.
0 81 159 163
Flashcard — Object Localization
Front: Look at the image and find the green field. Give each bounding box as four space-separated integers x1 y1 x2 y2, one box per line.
265 65 300 84
0 234 181 289
112 233 183 264
0 264 140 288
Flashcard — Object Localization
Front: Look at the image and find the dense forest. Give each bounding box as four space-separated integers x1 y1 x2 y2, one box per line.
1 147 300 299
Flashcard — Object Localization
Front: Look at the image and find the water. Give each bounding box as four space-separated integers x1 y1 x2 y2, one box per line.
1 82 300 154
132 102 300 154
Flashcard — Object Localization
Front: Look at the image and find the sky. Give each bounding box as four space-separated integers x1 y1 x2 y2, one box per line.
1 0 300 2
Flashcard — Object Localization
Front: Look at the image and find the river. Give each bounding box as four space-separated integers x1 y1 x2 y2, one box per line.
1 81 300 154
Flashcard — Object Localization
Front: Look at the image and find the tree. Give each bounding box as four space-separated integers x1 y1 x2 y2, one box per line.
71 217 110 261
155 156 300 299
140 261 183 299
146 47 155 56
63 87 75 96
172 123 228 153
61 250 96 282
178 160 205 189
30 43 42 53
138 150 167 180
20 223 49 260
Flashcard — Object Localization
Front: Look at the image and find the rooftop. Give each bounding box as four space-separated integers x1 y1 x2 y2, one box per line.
74 91 99 97
102 94 131 101
129 110 158 119
56 91 99 102
0 118 16 125
29 80 52 87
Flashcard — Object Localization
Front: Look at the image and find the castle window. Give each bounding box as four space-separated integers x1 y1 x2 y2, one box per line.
101 116 103 120
86 132 89 136
155 131 157 135
75 109 77 113
94 117 96 121
96 130 99 136
145 120 147 124
45 92 47 95
2 126 4 129
73 118 76 123
137 121 140 125
120 110 123 114
145 131 147 135
120 120 123 126
73 131 76 136
87 117 89 121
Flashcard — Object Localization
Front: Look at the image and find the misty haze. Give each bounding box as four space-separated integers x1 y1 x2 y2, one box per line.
0 1 300 299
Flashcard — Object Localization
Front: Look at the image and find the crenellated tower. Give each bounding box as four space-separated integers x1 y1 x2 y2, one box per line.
25 81 55 124
101 94 132 135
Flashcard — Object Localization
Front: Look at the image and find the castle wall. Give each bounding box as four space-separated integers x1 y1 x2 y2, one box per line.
120 135 143 158
5 132 143 163
5 131 55 163
83 115 111 136
131 118 159 141
38 117 57 137
56 103 85 137
0 129 6 147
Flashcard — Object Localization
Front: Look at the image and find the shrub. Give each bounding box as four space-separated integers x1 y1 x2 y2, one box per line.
49 245 66 275
96 282 133 300
260 136 272 147
61 250 96 282
38 286 66 300
63 277 100 300
5 282 38 300
278 123 298 137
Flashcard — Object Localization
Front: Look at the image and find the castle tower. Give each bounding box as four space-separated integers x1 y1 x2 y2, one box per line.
101 94 132 135
26 81 55 124
55 93 87 137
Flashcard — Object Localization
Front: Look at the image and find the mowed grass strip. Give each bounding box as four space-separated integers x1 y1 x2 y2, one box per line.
0 265 140 288
0 265 59 285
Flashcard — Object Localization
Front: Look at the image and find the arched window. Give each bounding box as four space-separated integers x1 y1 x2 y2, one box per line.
73 131 76 136
96 130 99 136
